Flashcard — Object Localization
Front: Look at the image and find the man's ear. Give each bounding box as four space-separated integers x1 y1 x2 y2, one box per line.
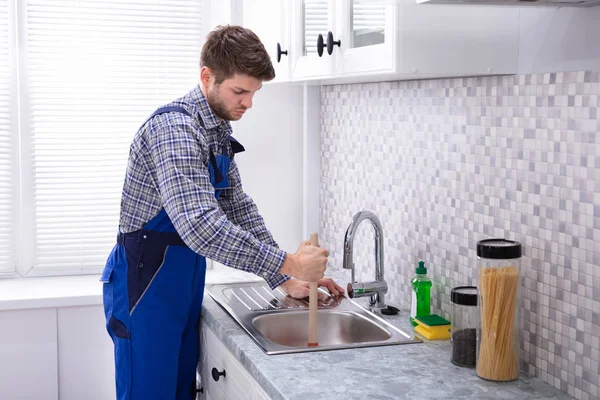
200 66 212 87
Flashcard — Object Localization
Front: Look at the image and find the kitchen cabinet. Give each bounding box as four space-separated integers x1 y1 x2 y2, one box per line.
199 325 270 400
243 0 519 83
0 304 114 400
290 0 336 79
57 305 115 400
389 3 519 79
335 0 394 76
0 309 58 400
243 0 292 82
311 0 519 81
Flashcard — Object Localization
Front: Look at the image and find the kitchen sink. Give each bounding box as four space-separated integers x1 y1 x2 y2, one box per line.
252 311 392 347
205 281 422 355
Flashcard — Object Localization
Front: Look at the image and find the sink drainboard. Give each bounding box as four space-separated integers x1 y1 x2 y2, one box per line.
223 285 340 311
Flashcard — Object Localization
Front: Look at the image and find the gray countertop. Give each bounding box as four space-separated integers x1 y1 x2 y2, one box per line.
200 278 573 400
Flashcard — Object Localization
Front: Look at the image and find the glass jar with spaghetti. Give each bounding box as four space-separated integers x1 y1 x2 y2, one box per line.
476 239 522 382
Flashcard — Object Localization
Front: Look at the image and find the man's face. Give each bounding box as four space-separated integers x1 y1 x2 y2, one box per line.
205 73 262 121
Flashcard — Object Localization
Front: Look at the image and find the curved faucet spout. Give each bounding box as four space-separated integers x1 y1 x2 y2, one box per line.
343 210 387 309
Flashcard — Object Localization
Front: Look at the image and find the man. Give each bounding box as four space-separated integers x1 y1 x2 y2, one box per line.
101 25 343 400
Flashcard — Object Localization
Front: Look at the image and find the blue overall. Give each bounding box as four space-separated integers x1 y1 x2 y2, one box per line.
101 106 243 400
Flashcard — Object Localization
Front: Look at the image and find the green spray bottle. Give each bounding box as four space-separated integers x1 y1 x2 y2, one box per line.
410 261 432 326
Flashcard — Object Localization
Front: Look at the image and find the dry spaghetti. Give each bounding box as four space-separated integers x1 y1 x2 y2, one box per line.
477 266 520 381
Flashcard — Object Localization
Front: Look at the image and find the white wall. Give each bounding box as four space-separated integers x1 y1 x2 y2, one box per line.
302 85 321 241
518 6 600 74
208 0 242 27
232 83 305 254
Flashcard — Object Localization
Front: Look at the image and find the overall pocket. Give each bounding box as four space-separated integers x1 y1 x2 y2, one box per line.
128 243 170 313
100 264 115 322
130 245 198 323
109 316 131 339
102 264 131 339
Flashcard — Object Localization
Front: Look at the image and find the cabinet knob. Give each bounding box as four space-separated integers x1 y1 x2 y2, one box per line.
211 367 226 382
318 32 340 57
276 42 288 63
326 31 341 55
317 34 325 57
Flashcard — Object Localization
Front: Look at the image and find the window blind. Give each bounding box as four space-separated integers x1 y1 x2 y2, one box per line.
23 0 204 273
0 0 14 274
303 0 328 56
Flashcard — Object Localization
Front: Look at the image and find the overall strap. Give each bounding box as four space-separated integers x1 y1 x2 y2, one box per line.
143 105 243 187
149 105 192 119
146 105 245 155
140 106 192 130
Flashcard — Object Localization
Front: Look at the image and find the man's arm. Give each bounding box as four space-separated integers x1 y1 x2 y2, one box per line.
147 114 287 288
218 157 290 288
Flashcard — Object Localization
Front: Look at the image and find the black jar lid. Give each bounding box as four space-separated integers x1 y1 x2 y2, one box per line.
451 286 478 306
477 239 522 259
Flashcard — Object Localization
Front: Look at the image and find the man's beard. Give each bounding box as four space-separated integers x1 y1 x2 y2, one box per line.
207 87 241 121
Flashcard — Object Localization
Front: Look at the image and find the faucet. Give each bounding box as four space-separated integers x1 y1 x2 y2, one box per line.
343 210 388 309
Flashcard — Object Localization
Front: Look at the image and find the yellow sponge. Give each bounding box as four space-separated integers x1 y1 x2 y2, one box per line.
414 315 451 340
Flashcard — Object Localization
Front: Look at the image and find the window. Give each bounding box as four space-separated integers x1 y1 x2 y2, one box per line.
0 0 15 276
2 0 206 278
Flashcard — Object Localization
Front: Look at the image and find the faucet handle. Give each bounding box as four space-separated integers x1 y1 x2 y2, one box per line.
346 280 388 298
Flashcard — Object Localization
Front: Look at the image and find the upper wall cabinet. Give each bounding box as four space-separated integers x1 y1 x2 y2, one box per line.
335 0 395 76
391 3 519 79
290 0 336 79
242 0 520 84
243 0 292 82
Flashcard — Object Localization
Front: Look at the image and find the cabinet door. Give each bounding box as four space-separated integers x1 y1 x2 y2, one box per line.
243 0 291 82
0 309 58 400
290 0 336 80
252 382 271 400
398 5 519 76
200 326 267 400
335 0 395 76
57 305 116 400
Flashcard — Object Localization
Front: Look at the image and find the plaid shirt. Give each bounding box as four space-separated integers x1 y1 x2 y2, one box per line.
119 85 289 289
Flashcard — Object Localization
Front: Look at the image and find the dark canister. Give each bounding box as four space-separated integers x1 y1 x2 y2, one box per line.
451 286 478 368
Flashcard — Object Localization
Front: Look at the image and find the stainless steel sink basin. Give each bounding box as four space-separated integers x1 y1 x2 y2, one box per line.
252 311 392 347
205 281 421 355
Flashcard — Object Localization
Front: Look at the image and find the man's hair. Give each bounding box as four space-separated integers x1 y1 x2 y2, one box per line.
200 25 275 84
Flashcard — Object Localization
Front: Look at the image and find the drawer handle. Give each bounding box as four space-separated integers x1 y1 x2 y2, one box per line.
211 367 226 382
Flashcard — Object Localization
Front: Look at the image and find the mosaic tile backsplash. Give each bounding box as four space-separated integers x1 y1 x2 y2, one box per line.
319 71 599 400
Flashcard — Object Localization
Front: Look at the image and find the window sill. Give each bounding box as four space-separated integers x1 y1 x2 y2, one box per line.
205 262 264 285
0 274 103 311
0 264 264 312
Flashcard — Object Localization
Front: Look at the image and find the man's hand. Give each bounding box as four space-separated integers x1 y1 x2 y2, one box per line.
279 240 328 282
280 277 345 300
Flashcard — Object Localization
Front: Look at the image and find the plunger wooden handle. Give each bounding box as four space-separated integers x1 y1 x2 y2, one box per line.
308 232 319 347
